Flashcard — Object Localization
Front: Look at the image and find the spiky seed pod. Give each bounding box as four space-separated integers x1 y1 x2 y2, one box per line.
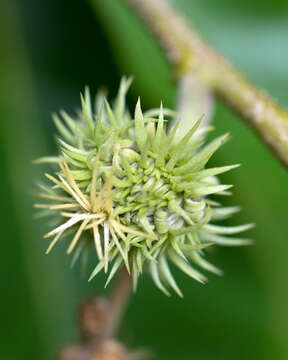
35 77 253 296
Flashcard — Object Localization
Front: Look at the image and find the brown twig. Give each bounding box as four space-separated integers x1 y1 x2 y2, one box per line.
123 0 288 168
59 268 133 360
103 267 133 339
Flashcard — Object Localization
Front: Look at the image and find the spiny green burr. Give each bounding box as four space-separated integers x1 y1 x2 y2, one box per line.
35 77 253 296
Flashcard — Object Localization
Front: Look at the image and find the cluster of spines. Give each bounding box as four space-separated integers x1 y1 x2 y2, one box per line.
35 77 254 296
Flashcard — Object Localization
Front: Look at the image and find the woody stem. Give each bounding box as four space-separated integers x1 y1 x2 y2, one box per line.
123 0 288 169
103 267 132 339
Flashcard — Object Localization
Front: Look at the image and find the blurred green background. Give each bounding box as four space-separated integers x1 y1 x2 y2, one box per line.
0 0 287 359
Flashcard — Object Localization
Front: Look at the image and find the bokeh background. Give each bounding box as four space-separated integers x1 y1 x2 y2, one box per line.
1 0 288 359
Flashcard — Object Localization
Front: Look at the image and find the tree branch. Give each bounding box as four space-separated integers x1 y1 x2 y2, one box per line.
124 0 288 168
59 268 133 360
103 267 132 339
